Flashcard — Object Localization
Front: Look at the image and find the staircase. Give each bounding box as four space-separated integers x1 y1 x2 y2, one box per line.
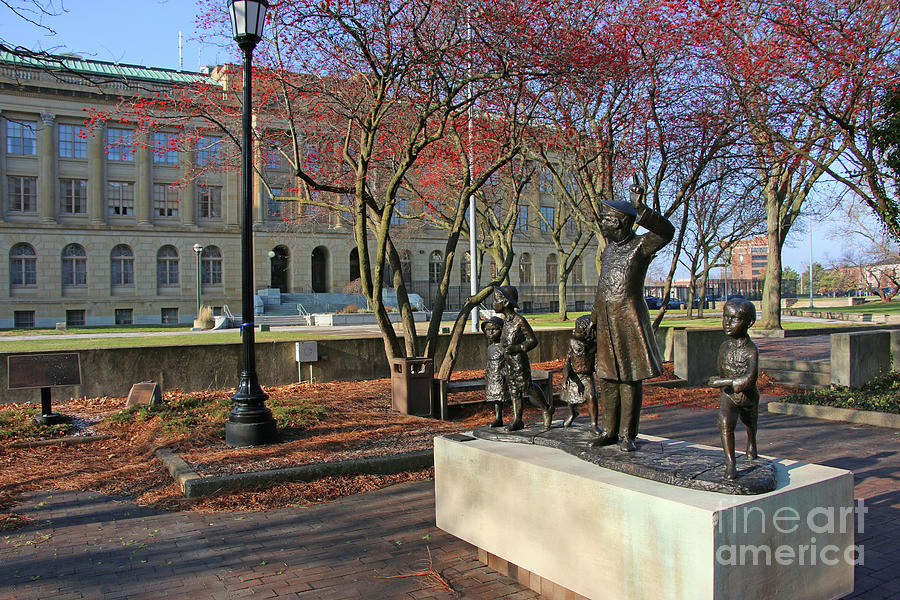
759 357 831 388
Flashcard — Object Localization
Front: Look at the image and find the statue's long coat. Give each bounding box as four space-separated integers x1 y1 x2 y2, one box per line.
592 207 675 382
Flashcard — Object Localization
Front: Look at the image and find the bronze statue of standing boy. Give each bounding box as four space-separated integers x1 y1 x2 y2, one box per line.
708 298 760 480
591 177 675 452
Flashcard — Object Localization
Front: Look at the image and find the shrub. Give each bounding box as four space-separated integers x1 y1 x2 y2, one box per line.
343 304 359 314
196 305 214 329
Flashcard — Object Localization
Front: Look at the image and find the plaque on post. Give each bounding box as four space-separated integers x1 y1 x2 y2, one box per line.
7 353 82 425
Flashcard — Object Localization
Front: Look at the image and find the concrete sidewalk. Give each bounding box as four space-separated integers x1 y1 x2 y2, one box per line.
2 406 898 599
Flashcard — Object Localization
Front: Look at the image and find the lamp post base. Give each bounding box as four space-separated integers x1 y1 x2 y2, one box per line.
34 412 67 426
225 417 277 447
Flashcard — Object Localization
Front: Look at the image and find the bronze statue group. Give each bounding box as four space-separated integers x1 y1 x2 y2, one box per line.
482 179 760 481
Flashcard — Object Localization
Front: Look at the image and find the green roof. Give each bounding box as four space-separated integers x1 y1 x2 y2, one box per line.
0 50 213 85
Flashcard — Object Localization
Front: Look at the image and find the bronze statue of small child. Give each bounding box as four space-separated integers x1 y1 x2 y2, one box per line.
708 298 760 480
481 316 508 427
561 315 598 431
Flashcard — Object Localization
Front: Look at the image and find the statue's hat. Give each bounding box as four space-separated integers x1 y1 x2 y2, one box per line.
494 285 519 309
602 199 637 218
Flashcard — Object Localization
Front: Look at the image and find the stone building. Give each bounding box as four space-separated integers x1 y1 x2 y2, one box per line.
0 52 596 328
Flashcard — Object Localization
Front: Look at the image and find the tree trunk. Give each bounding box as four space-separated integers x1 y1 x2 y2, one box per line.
557 278 568 321
759 213 785 329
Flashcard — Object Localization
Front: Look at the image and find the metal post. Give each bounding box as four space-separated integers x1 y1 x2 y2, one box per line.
467 11 478 332
225 40 276 447
809 224 815 309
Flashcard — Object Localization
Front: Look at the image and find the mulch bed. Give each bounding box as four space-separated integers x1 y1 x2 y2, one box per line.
0 362 799 522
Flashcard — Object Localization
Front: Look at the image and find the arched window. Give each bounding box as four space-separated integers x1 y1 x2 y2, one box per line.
400 250 412 284
201 246 223 285
519 253 532 285
545 254 558 285
429 251 443 284
157 245 179 287
9 243 36 287
110 244 134 286
572 257 583 285
461 251 471 284
61 244 87 287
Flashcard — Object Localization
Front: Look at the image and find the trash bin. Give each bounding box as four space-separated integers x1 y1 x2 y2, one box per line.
390 357 434 417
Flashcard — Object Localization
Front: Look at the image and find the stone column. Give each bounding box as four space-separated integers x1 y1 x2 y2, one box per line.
89 122 105 224
225 169 239 227
135 131 152 225
0 108 5 222
181 145 195 227
38 112 56 223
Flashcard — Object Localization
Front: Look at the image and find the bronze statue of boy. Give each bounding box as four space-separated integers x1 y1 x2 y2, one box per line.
492 285 554 430
591 177 675 452
708 297 760 480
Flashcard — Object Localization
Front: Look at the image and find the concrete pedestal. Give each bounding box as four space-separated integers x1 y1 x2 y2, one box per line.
434 434 855 600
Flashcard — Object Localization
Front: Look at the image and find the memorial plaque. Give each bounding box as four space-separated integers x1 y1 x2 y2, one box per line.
125 381 163 408
8 353 82 389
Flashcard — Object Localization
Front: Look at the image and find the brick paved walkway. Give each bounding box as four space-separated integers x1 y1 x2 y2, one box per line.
2 406 897 599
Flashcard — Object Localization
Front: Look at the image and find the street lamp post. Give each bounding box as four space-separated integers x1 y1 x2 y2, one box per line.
226 0 276 447
193 243 204 317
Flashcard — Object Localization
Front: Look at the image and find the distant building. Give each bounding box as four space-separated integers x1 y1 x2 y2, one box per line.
731 236 768 280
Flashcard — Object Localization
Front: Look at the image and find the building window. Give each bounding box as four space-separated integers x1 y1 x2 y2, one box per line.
61 244 87 287
152 132 179 164
519 253 532 285
196 135 222 165
110 245 134 286
198 186 222 219
7 120 36 155
153 183 179 218
266 187 283 219
157 246 179 287
7 176 37 213
400 250 412 284
540 206 554 232
266 145 281 169
107 181 134 216
115 308 133 325
10 243 36 287
14 311 35 329
106 128 134 161
539 168 554 193
58 124 87 159
201 246 223 285
566 217 578 236
572 258 583 285
60 179 88 215
429 251 443 284
545 254 558 285
391 198 408 226
66 309 85 327
161 307 178 324
517 206 528 231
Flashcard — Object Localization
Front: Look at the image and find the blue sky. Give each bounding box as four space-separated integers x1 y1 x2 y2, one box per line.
0 1 846 272
0 0 228 71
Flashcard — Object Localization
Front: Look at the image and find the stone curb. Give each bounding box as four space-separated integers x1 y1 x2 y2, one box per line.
767 402 900 429
9 434 113 448
155 447 435 498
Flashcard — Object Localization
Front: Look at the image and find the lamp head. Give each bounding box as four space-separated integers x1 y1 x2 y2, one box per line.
229 0 269 45
193 243 204 254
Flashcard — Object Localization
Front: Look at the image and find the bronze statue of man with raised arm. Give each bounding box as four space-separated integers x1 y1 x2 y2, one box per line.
591 177 675 452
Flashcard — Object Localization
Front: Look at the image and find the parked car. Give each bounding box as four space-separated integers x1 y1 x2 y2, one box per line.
645 296 663 309
691 294 717 309
666 297 686 309
726 293 745 301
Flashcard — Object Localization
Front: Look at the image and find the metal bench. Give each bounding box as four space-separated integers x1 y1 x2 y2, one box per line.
432 369 554 420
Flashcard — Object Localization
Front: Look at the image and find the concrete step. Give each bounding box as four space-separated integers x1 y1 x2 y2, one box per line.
761 369 831 387
759 358 830 374
256 314 311 326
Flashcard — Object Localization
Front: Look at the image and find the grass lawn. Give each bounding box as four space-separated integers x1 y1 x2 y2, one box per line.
0 330 328 352
803 300 900 314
